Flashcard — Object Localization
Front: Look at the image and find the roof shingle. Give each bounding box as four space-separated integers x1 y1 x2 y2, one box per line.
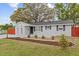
29 20 74 25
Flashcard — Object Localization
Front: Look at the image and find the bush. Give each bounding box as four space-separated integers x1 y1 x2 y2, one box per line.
27 35 30 38
51 36 54 40
42 35 45 39
59 34 69 50
34 35 38 38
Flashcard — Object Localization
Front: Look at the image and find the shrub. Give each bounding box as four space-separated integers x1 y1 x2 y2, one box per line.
42 35 45 39
27 35 30 38
59 34 69 50
34 35 38 38
51 36 54 40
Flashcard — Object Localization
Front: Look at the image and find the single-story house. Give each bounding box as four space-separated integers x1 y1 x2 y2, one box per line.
15 20 75 38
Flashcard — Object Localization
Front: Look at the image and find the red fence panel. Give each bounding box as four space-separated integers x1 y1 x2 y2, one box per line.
7 27 15 34
72 26 79 37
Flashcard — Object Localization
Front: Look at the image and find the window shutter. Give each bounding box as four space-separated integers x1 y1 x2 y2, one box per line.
56 25 58 31
63 25 65 31
41 26 43 32
50 26 51 30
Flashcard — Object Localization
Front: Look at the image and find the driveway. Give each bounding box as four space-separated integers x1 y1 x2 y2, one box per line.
0 34 16 39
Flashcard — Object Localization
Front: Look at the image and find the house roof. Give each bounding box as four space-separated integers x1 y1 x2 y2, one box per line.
29 20 74 25
16 20 74 26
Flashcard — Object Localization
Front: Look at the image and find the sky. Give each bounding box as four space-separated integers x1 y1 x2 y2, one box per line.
0 3 23 25
0 3 54 25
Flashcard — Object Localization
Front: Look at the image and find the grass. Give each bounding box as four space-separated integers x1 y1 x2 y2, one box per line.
0 38 79 56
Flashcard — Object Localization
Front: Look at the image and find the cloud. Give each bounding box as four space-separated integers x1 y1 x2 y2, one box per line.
48 3 55 8
8 3 19 10
0 15 13 25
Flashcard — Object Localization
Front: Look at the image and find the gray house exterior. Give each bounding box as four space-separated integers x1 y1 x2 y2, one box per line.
15 20 74 38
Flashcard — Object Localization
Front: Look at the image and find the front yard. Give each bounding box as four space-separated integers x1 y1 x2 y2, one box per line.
0 37 79 56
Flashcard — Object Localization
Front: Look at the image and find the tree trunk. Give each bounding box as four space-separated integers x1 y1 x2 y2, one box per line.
6 30 8 38
73 19 76 24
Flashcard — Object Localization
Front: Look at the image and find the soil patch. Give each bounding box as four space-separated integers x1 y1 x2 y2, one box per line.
7 37 74 47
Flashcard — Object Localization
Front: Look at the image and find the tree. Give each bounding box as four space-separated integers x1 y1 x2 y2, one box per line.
10 8 26 22
59 34 69 50
1 24 8 38
10 3 54 23
1 24 13 38
55 3 79 23
24 3 54 22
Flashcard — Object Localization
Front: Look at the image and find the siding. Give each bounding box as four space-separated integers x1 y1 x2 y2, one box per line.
15 22 72 37
33 25 71 37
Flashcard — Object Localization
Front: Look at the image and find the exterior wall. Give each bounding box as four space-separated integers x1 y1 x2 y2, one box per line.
15 22 30 37
15 22 72 38
33 25 72 37
24 26 30 35
15 25 25 37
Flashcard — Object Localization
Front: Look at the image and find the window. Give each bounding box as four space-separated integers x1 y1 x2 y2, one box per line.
21 28 23 34
45 26 51 30
56 25 58 31
25 26 27 35
45 26 47 30
63 25 65 31
35 26 41 31
56 25 65 31
17 28 19 34
41 26 43 32
34 27 35 31
50 26 51 30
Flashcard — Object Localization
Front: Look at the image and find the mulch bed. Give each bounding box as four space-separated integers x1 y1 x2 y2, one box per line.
7 37 74 47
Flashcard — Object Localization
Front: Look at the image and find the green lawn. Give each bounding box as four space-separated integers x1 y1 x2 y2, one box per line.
0 38 79 56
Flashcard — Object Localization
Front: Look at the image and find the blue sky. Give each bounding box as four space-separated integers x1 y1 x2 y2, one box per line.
0 3 23 25
0 3 54 25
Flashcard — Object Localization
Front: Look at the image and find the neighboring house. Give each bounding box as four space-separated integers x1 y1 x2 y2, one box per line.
15 20 75 38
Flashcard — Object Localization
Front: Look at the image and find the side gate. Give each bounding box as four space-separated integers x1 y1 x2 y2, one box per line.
72 25 79 37
7 27 15 34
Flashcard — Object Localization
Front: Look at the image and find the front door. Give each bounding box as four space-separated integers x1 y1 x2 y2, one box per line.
30 27 33 34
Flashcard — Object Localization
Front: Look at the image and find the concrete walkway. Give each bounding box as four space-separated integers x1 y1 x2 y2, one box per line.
0 34 16 39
